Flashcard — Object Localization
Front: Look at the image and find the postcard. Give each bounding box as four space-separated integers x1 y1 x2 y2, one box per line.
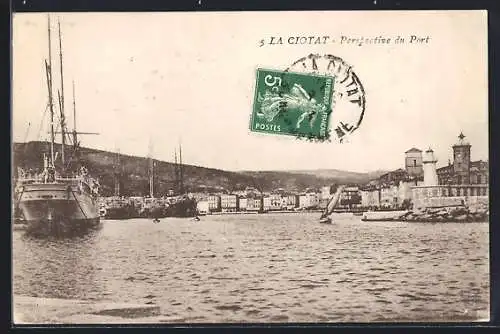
12 10 489 324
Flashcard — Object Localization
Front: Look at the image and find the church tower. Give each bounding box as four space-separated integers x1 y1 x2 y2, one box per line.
452 132 471 185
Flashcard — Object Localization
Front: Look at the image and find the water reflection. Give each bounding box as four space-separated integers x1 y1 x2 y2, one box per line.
13 213 490 322
14 229 103 300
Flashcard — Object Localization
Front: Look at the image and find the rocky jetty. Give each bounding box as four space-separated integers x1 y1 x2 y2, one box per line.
400 203 489 223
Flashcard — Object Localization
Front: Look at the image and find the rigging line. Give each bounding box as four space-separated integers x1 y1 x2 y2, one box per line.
36 104 50 140
22 122 31 143
14 186 26 214
71 188 89 220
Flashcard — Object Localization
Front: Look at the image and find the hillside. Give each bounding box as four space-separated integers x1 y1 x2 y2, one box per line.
12 141 385 196
249 169 388 185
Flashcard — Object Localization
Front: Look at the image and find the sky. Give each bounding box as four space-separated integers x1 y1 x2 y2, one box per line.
12 11 488 172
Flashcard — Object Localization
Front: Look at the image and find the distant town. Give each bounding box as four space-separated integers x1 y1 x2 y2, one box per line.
98 132 488 217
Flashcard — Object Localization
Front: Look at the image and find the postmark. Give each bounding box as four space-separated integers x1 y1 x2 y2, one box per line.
250 69 335 140
250 54 365 143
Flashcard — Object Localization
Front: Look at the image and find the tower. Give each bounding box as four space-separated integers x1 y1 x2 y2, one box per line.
452 132 471 185
423 148 438 186
404 147 423 177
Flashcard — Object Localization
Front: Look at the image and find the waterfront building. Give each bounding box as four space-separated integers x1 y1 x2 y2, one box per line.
263 196 271 212
436 133 489 186
405 147 424 177
207 194 221 212
247 197 262 212
360 186 380 208
270 194 282 211
281 196 288 209
299 192 319 209
239 197 248 211
339 186 361 209
285 194 298 210
220 194 238 212
411 133 489 209
197 201 209 215
379 185 398 208
298 194 308 209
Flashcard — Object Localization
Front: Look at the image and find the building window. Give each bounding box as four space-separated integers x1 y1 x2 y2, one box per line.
457 176 462 185
413 159 417 167
477 175 482 184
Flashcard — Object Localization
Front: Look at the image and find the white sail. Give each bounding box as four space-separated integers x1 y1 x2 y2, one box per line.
321 185 345 218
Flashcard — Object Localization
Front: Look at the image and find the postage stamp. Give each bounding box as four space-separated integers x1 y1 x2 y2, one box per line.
250 69 335 140
251 54 366 143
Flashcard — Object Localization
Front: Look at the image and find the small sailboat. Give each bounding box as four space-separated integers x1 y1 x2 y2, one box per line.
319 185 345 224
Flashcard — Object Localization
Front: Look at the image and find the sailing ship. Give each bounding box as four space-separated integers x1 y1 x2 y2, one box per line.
101 149 138 220
140 141 168 219
164 143 197 218
319 185 345 224
13 16 100 235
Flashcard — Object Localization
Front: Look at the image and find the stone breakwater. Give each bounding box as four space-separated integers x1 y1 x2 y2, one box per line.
400 203 489 223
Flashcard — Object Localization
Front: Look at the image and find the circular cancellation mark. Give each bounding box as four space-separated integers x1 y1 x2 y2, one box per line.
285 54 366 143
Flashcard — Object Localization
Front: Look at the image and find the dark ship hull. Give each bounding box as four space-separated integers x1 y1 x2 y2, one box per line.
104 205 138 220
16 182 100 236
141 206 168 219
165 198 197 218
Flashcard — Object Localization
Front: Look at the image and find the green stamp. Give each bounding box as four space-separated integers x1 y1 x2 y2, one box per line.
250 69 335 140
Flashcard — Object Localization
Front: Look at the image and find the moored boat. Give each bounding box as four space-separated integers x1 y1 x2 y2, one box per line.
102 196 138 220
13 16 100 236
361 210 409 222
15 161 100 236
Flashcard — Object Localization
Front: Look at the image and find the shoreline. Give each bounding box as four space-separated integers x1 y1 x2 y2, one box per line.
208 210 324 215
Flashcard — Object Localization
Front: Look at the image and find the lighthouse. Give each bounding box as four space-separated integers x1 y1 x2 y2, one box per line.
423 147 438 186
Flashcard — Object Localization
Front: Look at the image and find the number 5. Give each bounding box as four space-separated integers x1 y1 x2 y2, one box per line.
264 75 282 87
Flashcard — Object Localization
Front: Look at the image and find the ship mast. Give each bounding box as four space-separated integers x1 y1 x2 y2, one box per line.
57 19 66 166
179 142 184 194
46 15 55 167
148 139 154 198
72 80 77 149
114 147 121 196
174 150 178 194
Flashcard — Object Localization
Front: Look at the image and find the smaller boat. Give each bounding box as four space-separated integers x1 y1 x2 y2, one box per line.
152 218 160 223
318 185 345 224
319 217 332 224
192 216 201 221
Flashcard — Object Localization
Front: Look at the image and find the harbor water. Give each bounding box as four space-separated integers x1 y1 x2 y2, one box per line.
13 212 489 323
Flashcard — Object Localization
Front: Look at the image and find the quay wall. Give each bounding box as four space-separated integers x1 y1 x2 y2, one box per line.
411 184 488 209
